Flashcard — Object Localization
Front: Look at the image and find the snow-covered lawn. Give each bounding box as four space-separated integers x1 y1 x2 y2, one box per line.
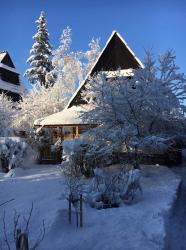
0 165 180 250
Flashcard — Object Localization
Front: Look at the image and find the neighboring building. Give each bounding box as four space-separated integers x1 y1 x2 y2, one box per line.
0 51 23 101
34 31 143 163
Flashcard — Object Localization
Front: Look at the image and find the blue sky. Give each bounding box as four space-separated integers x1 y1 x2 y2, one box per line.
1 0 186 89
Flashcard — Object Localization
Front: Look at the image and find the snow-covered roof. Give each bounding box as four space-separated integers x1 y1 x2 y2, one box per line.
34 106 91 126
0 79 24 94
0 52 6 62
66 30 144 108
0 51 15 68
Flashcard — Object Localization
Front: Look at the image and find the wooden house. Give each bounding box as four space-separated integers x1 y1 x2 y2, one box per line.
0 51 23 101
34 31 143 163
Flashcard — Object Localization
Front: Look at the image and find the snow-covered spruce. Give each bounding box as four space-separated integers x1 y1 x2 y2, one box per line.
25 11 53 87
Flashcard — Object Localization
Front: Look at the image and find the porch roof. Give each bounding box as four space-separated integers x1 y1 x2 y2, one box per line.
34 105 92 127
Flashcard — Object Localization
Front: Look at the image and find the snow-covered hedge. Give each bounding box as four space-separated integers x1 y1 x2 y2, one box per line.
0 137 35 172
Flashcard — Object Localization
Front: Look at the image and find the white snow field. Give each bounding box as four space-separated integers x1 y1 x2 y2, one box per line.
0 165 180 250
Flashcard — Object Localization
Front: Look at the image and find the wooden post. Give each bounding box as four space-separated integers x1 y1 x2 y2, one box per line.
60 127 63 142
76 126 79 138
80 194 83 227
68 194 72 224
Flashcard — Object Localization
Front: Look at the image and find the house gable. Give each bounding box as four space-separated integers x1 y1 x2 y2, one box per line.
67 31 143 108
0 51 15 68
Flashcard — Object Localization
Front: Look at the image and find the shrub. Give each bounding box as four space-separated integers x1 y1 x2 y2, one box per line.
0 137 35 172
62 137 112 177
88 167 142 209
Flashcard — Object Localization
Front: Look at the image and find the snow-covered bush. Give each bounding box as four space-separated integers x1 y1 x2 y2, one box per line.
0 138 35 172
62 138 91 177
62 137 112 177
88 167 142 209
140 136 169 154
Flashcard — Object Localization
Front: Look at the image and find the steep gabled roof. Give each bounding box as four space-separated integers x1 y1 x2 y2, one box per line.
67 31 143 108
0 51 15 68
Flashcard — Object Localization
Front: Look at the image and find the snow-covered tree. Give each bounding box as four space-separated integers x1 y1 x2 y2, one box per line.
46 26 72 86
46 26 84 94
25 11 53 87
47 28 100 91
81 50 186 160
13 84 68 129
79 38 101 77
0 94 15 136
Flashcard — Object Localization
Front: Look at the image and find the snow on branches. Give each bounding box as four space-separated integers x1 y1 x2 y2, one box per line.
25 11 53 87
13 84 68 129
46 27 100 93
81 50 186 155
0 94 15 136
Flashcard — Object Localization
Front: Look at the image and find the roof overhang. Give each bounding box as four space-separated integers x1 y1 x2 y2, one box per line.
34 105 93 127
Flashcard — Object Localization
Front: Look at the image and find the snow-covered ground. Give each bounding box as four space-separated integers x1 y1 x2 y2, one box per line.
0 165 180 250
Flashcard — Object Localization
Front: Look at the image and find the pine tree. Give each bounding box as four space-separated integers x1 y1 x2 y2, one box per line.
25 11 53 87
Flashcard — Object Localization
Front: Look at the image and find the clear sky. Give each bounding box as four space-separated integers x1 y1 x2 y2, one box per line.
1 0 186 89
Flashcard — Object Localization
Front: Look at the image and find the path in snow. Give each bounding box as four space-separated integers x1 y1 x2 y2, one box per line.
166 151 186 250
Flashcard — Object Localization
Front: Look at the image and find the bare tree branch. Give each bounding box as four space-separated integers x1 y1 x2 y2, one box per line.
25 202 34 232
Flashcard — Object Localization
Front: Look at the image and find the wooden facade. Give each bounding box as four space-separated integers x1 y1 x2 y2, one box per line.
0 51 22 101
38 125 94 163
